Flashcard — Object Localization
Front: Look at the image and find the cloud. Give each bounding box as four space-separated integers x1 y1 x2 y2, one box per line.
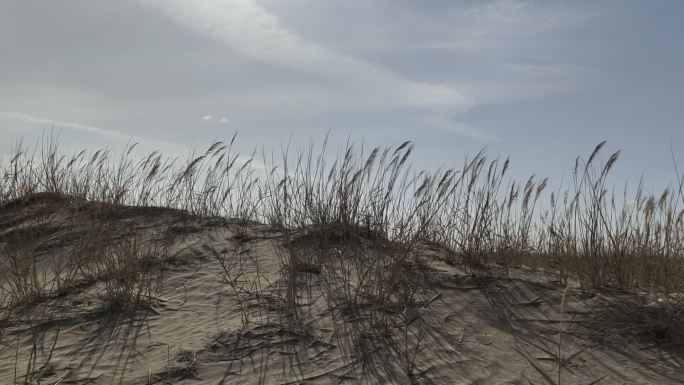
0 111 135 141
220 117 230 123
203 115 213 120
142 0 472 112
0 111 191 155
418 115 499 142
0 110 267 170
0 1 591 148
247 1 590 107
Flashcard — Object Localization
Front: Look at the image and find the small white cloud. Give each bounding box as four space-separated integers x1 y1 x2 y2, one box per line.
220 117 230 123
203 115 212 120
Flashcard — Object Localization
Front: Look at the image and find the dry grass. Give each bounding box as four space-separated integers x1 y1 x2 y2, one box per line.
3 136 681 295
0 133 683 383
1 133 682 304
90 231 171 312
0 197 172 315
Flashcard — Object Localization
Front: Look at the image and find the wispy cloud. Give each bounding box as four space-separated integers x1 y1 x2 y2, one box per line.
142 0 472 111
0 110 266 169
0 111 185 156
0 111 135 141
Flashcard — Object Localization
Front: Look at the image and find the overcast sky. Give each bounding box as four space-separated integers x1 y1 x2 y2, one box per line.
1 1 683 191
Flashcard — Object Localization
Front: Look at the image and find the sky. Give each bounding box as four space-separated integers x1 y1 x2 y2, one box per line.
1 0 683 193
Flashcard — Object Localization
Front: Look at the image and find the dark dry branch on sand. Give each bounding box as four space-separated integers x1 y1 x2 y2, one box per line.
0 136 683 384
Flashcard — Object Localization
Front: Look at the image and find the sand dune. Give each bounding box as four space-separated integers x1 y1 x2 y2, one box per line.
0 194 682 385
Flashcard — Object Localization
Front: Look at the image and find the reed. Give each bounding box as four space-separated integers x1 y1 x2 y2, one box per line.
1 134 682 317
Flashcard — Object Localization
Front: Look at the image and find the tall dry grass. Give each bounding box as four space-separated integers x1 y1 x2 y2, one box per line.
1 134 683 383
1 134 683 304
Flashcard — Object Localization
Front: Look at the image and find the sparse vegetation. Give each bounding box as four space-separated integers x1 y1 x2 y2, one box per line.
91 230 171 312
0 134 683 384
3 136 682 296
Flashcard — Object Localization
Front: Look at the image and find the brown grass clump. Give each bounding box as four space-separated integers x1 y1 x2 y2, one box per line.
90 232 171 312
0 190 173 313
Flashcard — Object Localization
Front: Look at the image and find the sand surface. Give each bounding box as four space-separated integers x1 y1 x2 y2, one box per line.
0 196 682 384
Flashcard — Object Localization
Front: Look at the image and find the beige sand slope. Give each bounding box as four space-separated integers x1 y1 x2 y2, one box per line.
0 194 682 385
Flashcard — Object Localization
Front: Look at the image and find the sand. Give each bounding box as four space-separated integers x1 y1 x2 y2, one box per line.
0 195 682 384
